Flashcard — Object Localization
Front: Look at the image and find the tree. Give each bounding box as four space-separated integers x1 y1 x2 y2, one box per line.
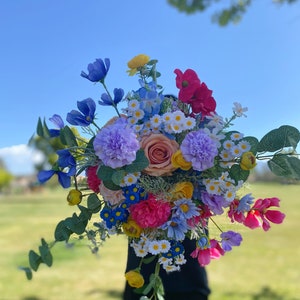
168 0 299 26
0 159 13 192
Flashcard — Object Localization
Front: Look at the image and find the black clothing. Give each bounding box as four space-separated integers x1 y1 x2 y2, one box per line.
123 238 210 300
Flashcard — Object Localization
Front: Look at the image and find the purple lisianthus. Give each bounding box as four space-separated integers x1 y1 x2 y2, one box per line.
66 98 96 127
201 191 228 215
81 58 110 82
220 231 242 251
99 88 124 106
180 129 218 171
93 118 140 168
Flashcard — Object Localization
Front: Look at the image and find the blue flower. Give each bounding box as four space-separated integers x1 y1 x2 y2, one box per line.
237 193 254 213
37 149 76 188
173 198 200 220
48 114 64 137
81 58 110 82
99 88 124 106
66 98 96 127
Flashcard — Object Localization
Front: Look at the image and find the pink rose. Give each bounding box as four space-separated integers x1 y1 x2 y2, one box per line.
99 182 125 206
141 133 179 176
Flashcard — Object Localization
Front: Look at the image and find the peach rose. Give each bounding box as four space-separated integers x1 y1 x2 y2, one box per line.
99 182 125 206
140 133 179 176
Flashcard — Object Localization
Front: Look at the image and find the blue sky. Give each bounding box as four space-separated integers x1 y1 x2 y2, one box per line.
1 1 300 175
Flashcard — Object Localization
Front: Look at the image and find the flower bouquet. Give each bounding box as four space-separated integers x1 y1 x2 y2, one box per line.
22 54 300 300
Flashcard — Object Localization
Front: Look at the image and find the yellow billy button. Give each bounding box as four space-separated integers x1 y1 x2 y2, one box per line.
67 189 83 206
125 270 145 288
240 151 257 170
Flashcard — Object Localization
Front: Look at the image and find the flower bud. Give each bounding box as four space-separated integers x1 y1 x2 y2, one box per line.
240 152 257 170
67 189 82 206
125 270 145 288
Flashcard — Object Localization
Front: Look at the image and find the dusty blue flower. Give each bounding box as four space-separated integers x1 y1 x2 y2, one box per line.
220 231 242 251
173 198 200 220
93 118 139 168
66 98 96 127
237 193 254 213
180 129 218 171
99 88 124 106
49 114 64 137
161 215 188 241
201 191 227 215
81 58 110 82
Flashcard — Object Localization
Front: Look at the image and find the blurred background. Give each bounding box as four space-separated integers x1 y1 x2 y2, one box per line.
1 1 300 299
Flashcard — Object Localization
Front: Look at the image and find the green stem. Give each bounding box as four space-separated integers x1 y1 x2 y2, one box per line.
101 80 121 117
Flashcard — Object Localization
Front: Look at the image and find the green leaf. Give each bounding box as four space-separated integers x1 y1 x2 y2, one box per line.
125 150 149 173
142 255 157 264
112 169 126 185
60 126 78 147
242 136 259 154
54 220 73 241
64 213 88 235
38 239 53 267
102 180 121 191
97 165 115 181
19 266 33 280
268 155 300 180
36 117 44 137
229 164 250 183
258 125 300 153
87 194 102 213
29 250 42 272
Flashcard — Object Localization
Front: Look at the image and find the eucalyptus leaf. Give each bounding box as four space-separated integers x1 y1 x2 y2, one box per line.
268 155 300 180
125 150 149 173
97 165 115 181
54 220 73 241
29 250 42 272
39 239 53 267
64 213 88 235
242 136 259 154
229 164 250 183
19 266 33 280
87 194 102 213
112 169 126 185
102 180 122 191
258 125 300 153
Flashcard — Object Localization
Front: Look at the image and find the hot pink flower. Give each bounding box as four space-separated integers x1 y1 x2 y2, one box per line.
86 165 101 193
191 238 224 267
174 69 201 103
244 197 285 231
129 194 171 228
228 199 246 224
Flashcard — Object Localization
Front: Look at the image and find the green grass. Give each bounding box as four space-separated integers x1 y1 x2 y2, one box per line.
0 183 299 300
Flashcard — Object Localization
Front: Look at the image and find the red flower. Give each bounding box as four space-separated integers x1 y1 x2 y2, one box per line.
244 197 285 231
174 69 200 103
190 83 216 117
86 165 101 193
228 199 246 224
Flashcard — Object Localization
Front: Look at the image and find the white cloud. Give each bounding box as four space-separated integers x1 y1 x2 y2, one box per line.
0 144 44 175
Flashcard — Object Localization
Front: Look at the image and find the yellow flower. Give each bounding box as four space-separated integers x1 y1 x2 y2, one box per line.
125 270 145 288
67 189 82 206
240 151 257 170
171 150 192 171
122 218 142 238
170 181 194 200
127 54 150 76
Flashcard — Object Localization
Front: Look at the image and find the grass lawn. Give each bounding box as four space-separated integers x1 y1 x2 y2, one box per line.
0 183 299 300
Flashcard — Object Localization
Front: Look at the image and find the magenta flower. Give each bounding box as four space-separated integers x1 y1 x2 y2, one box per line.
93 119 139 168
180 129 218 171
129 194 171 228
244 197 285 231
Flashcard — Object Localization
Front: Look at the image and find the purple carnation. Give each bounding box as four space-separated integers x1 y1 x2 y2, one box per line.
93 119 139 168
220 231 242 251
180 129 218 171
